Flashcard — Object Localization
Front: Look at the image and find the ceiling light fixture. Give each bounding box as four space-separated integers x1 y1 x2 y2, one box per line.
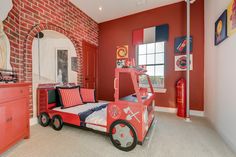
185 0 196 4
99 6 102 11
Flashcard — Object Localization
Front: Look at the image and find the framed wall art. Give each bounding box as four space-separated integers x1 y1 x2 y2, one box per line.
215 10 228 45
56 49 68 83
227 0 236 36
175 54 193 71
116 45 128 59
71 57 78 72
174 36 193 53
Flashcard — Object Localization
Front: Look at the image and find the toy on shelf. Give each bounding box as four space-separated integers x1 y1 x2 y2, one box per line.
117 58 137 69
0 69 17 83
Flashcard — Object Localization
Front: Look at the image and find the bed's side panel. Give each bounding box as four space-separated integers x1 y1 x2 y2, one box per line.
107 102 143 141
48 110 81 126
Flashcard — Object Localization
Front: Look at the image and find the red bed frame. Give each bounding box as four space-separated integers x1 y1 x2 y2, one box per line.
37 67 155 151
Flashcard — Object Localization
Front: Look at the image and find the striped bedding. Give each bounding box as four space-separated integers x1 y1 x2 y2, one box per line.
52 101 108 132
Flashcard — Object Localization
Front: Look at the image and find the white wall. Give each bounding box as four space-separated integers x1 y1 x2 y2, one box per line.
205 0 236 153
32 30 77 118
32 38 77 83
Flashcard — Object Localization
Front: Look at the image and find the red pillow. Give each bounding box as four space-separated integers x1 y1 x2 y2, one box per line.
80 88 96 103
58 87 83 108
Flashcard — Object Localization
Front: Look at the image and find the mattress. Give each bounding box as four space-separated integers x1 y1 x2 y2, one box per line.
52 101 109 132
120 93 152 102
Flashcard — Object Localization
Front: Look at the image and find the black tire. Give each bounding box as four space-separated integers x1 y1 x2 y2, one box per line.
52 115 63 131
39 112 50 127
109 120 137 151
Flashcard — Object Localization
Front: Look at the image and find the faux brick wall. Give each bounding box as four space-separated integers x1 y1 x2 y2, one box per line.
3 0 98 117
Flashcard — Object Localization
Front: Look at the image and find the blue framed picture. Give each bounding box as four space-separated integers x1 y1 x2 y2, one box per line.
174 36 193 53
215 10 228 45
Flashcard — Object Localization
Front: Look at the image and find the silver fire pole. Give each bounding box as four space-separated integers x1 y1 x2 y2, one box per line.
37 34 41 80
186 0 191 122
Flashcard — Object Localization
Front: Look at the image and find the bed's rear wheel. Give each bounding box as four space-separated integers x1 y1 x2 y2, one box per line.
52 115 63 131
39 112 50 127
109 120 137 151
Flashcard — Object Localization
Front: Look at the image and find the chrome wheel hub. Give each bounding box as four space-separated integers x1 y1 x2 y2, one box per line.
112 125 134 147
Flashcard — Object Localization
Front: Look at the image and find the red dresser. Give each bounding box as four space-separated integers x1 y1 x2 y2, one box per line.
0 83 30 154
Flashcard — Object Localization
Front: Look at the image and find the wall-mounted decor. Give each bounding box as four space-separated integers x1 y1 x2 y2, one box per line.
174 36 193 53
215 10 228 45
132 24 169 45
156 24 169 42
0 22 10 70
175 54 193 71
116 59 125 68
0 69 17 83
71 57 78 72
56 49 68 83
0 0 13 71
227 0 236 36
116 45 128 59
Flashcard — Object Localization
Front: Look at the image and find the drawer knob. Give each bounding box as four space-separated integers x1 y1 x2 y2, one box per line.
6 117 12 122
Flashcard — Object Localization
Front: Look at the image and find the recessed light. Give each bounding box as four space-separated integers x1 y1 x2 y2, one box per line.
99 6 103 11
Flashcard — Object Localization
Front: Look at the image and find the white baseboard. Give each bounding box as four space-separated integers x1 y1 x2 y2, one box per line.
30 117 38 126
155 106 177 113
155 106 204 117
190 110 205 117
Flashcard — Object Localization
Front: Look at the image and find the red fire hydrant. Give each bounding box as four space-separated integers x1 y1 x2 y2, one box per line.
176 78 186 118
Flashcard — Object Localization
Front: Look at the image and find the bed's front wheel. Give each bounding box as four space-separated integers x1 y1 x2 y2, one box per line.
52 115 63 131
109 120 137 151
39 112 50 127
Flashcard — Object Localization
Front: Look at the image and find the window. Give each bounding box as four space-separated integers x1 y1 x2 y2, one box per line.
137 42 165 88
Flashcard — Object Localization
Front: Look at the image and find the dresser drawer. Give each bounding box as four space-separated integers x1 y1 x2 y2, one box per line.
0 87 29 102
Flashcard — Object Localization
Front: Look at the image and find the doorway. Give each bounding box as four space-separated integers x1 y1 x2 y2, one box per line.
82 41 98 90
32 30 77 118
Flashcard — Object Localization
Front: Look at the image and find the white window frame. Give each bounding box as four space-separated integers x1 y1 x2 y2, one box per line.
136 42 166 92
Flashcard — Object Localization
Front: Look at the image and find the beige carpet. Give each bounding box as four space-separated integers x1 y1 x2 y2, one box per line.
2 112 236 157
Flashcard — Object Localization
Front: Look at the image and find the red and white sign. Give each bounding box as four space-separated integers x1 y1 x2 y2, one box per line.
175 54 193 71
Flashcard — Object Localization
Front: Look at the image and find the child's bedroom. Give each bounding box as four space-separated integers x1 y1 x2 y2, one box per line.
0 0 236 156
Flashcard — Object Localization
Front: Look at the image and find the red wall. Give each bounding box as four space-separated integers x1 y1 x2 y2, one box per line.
98 0 204 111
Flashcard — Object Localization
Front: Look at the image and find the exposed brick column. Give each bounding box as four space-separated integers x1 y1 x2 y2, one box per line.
3 0 99 117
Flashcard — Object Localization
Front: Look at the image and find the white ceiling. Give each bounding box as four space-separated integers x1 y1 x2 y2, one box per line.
70 0 184 23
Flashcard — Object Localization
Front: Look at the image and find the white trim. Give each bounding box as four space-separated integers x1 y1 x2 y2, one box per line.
190 110 205 117
155 106 204 117
30 117 38 126
155 106 177 113
154 88 167 93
